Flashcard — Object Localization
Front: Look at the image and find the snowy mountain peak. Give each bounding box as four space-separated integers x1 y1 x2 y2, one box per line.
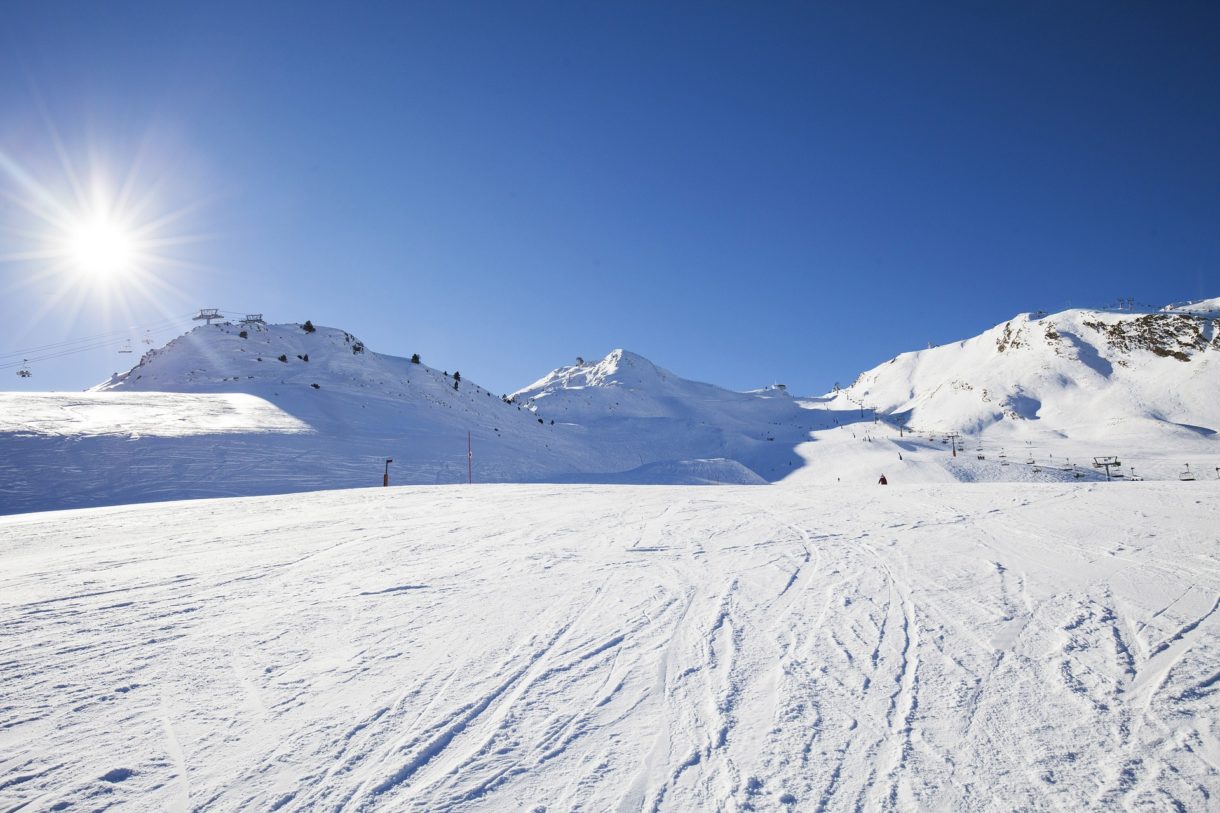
89 319 555 441
516 348 668 395
1162 296 1220 315
835 301 1219 440
94 321 386 393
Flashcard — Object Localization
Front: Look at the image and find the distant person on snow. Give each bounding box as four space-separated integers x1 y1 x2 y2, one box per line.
878 474 888 485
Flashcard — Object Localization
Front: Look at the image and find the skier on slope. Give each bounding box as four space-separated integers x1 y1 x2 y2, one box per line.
878 474 888 485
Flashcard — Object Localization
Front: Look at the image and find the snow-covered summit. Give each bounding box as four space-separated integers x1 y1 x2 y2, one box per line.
517 349 665 392
1162 296 1220 315
91 320 536 431
97 321 430 397
508 347 816 481
832 302 1220 443
512 348 742 421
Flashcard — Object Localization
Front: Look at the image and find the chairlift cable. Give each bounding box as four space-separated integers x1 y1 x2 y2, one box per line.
0 315 194 370
0 313 193 360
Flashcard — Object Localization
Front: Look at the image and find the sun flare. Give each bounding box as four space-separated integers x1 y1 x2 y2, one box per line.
67 217 136 279
0 141 204 313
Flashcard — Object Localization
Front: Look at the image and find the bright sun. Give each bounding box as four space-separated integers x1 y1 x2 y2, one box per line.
67 217 136 279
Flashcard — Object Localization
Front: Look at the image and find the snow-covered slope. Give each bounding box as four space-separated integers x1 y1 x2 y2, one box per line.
3 481 1217 811
514 349 793 421
2 301 1218 515
511 349 816 480
835 306 1219 439
92 321 594 474
0 322 604 513
0 326 817 514
814 305 1220 483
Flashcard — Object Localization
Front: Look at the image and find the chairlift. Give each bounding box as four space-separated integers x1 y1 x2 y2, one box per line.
17 359 31 378
1032 466 1041 473
142 330 153 345
118 339 134 354
1025 457 1035 465
1179 464 1196 482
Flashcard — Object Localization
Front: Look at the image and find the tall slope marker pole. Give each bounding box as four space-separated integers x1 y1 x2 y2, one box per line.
467 432 473 485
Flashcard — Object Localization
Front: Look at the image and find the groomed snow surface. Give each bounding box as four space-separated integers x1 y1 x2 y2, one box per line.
3 481 1218 811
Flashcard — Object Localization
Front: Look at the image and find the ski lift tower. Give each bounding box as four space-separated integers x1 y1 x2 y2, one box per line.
193 308 221 326
241 314 266 327
1093 456 1121 481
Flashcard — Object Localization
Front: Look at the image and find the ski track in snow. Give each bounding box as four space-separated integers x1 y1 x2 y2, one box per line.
1 482 1218 811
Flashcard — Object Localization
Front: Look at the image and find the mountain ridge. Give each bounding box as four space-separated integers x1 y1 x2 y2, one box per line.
1 299 1217 514
832 305 1218 444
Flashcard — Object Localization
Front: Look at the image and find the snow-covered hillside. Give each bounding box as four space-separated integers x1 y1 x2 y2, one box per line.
836 303 1219 439
512 349 815 481
0 322 611 513
1 301 1218 515
815 302 1220 482
2 481 1217 811
0 324 817 514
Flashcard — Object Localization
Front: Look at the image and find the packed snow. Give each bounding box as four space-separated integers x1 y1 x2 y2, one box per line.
0 391 311 437
1 481 1217 811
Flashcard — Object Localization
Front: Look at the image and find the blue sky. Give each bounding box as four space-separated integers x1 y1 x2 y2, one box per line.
2 1 1217 395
